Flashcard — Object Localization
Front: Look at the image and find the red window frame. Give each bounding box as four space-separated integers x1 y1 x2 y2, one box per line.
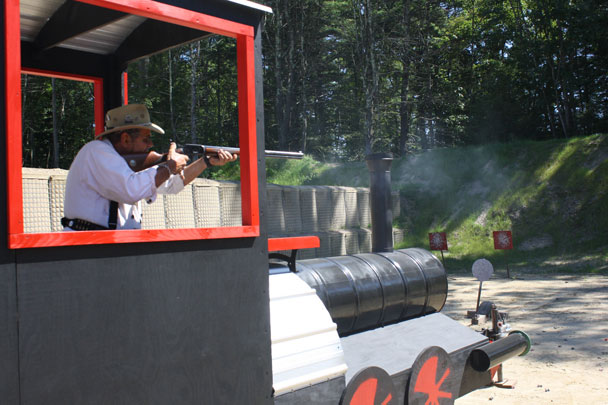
5 0 259 248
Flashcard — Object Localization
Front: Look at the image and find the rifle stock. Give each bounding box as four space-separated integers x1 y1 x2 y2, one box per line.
122 151 166 172
122 144 303 172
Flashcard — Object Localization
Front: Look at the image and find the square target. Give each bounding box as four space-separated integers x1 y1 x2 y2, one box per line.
493 230 513 250
428 232 448 251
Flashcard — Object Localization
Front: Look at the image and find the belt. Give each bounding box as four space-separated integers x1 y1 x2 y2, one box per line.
61 217 109 231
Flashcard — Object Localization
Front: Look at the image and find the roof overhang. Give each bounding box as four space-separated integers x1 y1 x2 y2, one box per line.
20 0 271 71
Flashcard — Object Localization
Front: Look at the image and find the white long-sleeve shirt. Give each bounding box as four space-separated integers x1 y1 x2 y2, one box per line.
63 138 184 229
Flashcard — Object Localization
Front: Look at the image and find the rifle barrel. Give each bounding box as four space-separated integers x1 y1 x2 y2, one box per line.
183 144 303 159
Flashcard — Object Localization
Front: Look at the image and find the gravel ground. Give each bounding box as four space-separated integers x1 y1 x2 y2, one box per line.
441 274 608 404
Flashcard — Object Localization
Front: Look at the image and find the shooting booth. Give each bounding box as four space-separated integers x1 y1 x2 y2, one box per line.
2 0 275 403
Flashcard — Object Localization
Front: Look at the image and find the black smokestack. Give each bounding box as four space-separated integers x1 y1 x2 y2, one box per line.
366 153 393 252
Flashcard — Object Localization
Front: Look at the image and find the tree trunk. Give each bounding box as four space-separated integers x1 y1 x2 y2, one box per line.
168 49 177 139
190 41 200 143
273 1 287 149
398 0 412 156
52 78 59 168
299 5 308 153
356 0 379 155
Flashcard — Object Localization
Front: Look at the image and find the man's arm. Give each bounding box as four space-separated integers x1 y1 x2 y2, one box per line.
181 148 238 186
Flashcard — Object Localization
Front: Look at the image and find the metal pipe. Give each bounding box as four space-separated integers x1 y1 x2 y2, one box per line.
366 153 394 253
469 331 531 372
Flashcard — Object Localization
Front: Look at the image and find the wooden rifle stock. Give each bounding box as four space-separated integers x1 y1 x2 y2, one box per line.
122 151 166 172
122 144 303 172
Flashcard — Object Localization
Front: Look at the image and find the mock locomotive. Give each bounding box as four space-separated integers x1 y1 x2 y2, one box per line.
1 1 528 404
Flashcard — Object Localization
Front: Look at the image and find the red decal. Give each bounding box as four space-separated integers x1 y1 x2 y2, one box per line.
414 356 453 405
349 378 378 405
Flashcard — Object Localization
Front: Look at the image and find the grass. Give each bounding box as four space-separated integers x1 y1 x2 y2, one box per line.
213 134 608 274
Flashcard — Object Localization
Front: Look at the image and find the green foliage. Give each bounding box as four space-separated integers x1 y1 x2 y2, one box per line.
209 156 332 184
22 75 95 168
262 0 608 160
275 134 608 274
265 156 331 185
127 37 239 148
21 0 608 173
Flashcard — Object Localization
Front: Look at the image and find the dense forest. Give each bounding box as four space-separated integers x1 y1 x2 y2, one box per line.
22 0 608 168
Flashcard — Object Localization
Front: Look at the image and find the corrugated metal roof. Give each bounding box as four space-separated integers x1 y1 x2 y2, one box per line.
20 0 145 55
20 0 271 56
20 0 64 41
56 15 146 55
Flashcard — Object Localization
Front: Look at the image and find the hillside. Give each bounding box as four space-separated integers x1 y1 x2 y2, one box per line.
264 134 608 274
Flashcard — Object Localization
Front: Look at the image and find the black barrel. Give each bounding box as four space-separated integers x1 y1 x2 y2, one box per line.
295 248 448 336
469 331 531 372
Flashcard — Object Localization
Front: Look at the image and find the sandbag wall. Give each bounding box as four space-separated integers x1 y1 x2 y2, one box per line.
294 248 448 336
21 168 403 257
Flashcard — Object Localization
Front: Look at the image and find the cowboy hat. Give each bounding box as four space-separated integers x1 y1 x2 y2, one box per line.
96 104 165 138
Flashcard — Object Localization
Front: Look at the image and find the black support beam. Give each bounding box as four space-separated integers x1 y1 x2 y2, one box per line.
114 19 210 68
21 41 108 78
34 1 128 51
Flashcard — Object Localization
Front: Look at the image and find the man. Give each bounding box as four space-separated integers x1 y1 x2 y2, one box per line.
62 104 236 230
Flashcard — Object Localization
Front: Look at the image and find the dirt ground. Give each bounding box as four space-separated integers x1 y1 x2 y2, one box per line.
440 273 608 404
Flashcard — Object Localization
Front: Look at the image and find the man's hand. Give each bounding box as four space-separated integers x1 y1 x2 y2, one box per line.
208 149 238 167
166 142 189 174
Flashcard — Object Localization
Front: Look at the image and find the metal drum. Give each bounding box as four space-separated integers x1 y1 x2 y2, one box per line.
295 248 448 336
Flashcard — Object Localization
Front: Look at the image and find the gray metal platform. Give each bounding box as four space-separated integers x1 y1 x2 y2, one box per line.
341 313 487 380
341 313 489 403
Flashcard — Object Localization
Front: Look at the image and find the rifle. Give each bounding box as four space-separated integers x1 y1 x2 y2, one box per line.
122 144 304 172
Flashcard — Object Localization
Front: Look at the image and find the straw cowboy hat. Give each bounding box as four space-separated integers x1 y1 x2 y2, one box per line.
96 104 165 138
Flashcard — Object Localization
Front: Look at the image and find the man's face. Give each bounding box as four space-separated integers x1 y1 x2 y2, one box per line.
128 129 154 153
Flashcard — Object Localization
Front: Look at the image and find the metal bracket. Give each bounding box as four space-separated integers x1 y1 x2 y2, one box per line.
269 249 298 273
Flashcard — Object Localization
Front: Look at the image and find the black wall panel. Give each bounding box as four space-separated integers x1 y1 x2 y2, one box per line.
0 264 19 405
16 243 271 404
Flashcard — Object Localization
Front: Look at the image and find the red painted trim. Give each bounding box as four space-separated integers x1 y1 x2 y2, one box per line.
76 0 254 38
94 79 104 136
7 0 261 248
10 226 260 249
268 236 320 252
122 72 128 104
237 35 259 227
21 68 105 138
5 0 23 237
21 68 100 83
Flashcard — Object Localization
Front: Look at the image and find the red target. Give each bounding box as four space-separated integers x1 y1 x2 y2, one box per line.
493 231 513 250
428 232 448 251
